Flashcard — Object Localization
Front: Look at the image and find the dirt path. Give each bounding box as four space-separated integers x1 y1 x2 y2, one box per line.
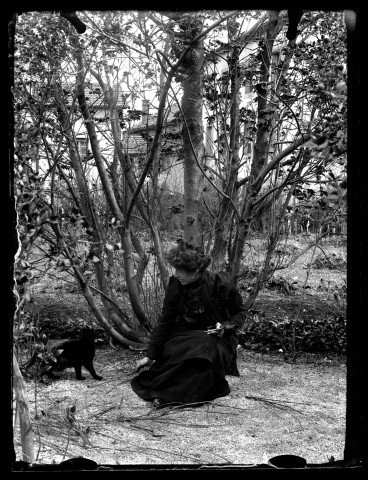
13 346 346 467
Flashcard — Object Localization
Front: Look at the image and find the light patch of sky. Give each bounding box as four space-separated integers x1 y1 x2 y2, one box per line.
100 11 262 103
60 12 265 123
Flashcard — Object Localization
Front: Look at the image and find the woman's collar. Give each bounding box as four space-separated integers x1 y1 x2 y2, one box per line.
186 272 204 288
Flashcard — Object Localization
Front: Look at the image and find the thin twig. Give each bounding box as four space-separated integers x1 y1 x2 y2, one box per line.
92 406 117 418
118 413 211 429
244 395 305 414
124 421 161 436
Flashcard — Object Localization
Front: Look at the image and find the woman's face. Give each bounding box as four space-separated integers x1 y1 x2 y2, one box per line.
174 268 200 285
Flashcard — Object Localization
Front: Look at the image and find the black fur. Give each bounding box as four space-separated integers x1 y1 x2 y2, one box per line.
48 327 103 380
25 328 103 381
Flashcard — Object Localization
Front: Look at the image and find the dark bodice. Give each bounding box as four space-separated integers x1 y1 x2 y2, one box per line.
146 271 247 360
175 276 216 329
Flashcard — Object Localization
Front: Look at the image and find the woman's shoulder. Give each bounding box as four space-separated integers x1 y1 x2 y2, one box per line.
162 276 182 306
167 275 182 292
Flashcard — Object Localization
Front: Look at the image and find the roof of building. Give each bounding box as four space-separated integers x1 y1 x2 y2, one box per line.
62 82 127 110
131 104 182 132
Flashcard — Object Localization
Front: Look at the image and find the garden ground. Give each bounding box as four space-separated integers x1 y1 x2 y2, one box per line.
13 236 347 467
14 344 346 467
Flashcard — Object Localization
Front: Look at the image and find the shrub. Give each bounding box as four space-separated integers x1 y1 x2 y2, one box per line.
264 276 299 295
309 251 346 270
239 313 346 356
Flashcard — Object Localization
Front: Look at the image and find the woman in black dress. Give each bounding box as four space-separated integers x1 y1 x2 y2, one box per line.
131 241 247 408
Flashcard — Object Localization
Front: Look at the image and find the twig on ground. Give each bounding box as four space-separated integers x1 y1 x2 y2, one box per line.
102 373 137 394
124 420 163 437
118 413 212 429
92 405 118 417
92 430 210 462
244 395 306 414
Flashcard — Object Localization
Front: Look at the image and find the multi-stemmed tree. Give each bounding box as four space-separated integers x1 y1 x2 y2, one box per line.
13 10 347 346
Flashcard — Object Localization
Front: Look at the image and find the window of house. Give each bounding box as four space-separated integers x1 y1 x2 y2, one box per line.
76 136 88 159
244 82 253 94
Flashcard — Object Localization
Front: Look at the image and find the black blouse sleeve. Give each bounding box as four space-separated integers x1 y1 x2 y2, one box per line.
216 271 247 329
146 276 181 359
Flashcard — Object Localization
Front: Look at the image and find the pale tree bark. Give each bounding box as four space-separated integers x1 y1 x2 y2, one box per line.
73 33 180 334
228 10 322 284
69 12 240 335
230 10 282 284
88 62 151 330
179 14 205 246
144 39 171 290
53 79 146 338
45 75 150 344
13 353 34 463
208 13 269 270
90 61 170 292
52 219 149 347
75 51 124 224
80 280 148 348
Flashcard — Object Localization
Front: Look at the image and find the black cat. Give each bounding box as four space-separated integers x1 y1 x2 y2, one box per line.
25 327 103 381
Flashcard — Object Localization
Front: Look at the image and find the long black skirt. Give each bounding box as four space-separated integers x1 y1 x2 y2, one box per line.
131 330 239 405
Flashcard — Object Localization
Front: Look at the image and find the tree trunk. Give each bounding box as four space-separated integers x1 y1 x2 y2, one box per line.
80 280 148 349
53 80 139 335
211 45 241 271
75 50 124 224
230 11 281 284
122 225 150 329
92 61 170 295
13 354 34 463
180 14 205 246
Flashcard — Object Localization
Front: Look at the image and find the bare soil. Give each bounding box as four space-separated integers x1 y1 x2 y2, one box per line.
13 237 347 467
13 346 346 467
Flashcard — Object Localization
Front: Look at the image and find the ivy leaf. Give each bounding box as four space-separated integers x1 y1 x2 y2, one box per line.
92 256 100 263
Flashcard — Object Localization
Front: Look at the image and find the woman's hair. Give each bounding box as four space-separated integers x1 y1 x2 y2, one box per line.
166 240 211 273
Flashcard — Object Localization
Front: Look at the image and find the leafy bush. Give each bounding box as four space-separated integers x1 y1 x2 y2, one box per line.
309 251 346 270
239 313 346 356
302 315 346 353
264 276 299 295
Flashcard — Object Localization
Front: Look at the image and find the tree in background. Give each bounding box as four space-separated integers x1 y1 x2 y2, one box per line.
13 10 347 347
200 11 347 305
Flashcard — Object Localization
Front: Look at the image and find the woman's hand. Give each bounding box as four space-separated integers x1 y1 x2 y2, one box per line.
136 356 154 372
206 322 224 337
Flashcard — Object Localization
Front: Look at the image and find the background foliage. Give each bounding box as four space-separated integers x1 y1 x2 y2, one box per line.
12 10 347 357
